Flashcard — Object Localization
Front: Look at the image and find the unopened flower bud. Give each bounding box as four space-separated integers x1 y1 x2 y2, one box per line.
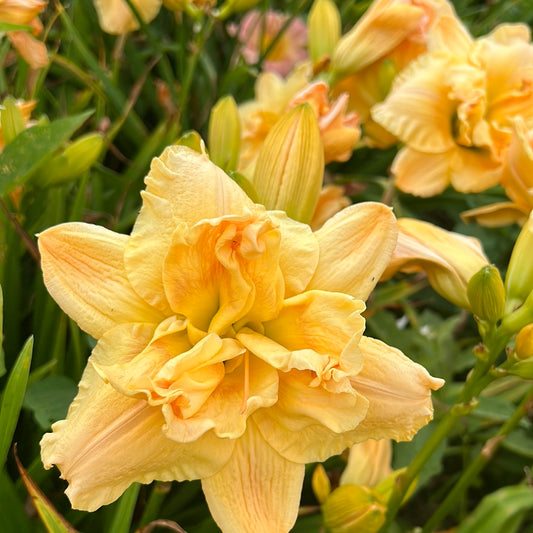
252 103 324 223
208 95 241 172
308 0 341 64
312 464 331 505
322 485 386 533
514 324 533 360
467 265 506 322
39 133 104 187
505 211 533 311
1 97 26 145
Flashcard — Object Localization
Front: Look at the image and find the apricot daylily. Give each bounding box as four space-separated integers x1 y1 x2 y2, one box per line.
381 218 489 309
373 24 533 196
39 145 442 533
462 117 533 227
93 0 162 34
239 67 360 172
329 0 464 147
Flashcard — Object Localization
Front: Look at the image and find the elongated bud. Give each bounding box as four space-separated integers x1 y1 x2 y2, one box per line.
467 265 506 322
308 0 341 63
252 103 324 223
312 464 331 505
1 97 26 145
514 323 533 360
175 130 204 153
208 95 241 172
39 133 104 187
322 485 386 533
505 211 533 312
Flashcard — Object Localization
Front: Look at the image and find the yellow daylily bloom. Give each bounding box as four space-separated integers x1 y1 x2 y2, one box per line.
373 24 533 196
310 184 350 231
329 0 465 147
340 439 393 488
381 218 489 309
39 145 442 532
462 117 533 227
238 65 360 173
93 0 162 34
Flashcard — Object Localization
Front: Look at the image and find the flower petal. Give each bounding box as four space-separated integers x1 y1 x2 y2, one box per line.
202 420 304 533
38 222 164 339
124 145 253 315
372 52 456 153
461 202 529 227
349 336 444 442
307 202 397 300
41 361 234 512
93 0 162 34
392 146 452 197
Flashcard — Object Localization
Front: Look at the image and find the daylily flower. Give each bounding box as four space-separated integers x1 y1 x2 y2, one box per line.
462 117 533 227
0 0 48 68
239 66 360 172
310 184 350 231
372 24 533 196
232 10 308 77
329 0 464 147
39 145 442 532
381 218 490 310
340 439 393 488
93 0 162 34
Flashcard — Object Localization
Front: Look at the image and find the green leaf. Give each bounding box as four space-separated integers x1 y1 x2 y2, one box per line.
0 110 93 197
0 22 33 32
107 483 140 533
0 470 33 533
15 446 78 533
0 284 5 378
23 376 77 429
0 335 33 470
456 485 533 533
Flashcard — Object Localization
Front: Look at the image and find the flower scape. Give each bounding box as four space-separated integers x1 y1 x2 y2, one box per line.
2 1 533 532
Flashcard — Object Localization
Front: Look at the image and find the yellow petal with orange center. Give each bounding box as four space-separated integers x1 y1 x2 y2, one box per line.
124 146 253 315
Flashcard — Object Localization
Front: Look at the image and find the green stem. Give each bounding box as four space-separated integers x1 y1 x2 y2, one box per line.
380 326 510 530
422 385 533 532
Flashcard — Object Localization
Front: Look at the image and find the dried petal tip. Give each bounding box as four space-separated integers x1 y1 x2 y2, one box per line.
322 484 387 533
467 265 506 323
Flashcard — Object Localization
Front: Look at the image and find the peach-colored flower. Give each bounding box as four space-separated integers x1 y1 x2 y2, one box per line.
381 218 489 309
239 66 360 172
329 0 465 147
0 0 48 68
373 24 533 196
233 10 307 77
93 0 162 34
39 145 442 532
310 184 350 231
462 117 533 227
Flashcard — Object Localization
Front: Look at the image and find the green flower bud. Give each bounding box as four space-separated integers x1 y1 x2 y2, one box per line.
208 95 241 172
467 264 506 323
308 0 341 64
40 133 104 187
505 212 533 312
252 103 324 224
322 485 386 533
1 97 26 145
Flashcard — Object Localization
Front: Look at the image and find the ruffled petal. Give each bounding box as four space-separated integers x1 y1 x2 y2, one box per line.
202 421 304 533
372 52 456 152
38 222 164 340
41 362 234 512
450 146 502 193
124 146 253 315
308 202 397 300
348 336 444 442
